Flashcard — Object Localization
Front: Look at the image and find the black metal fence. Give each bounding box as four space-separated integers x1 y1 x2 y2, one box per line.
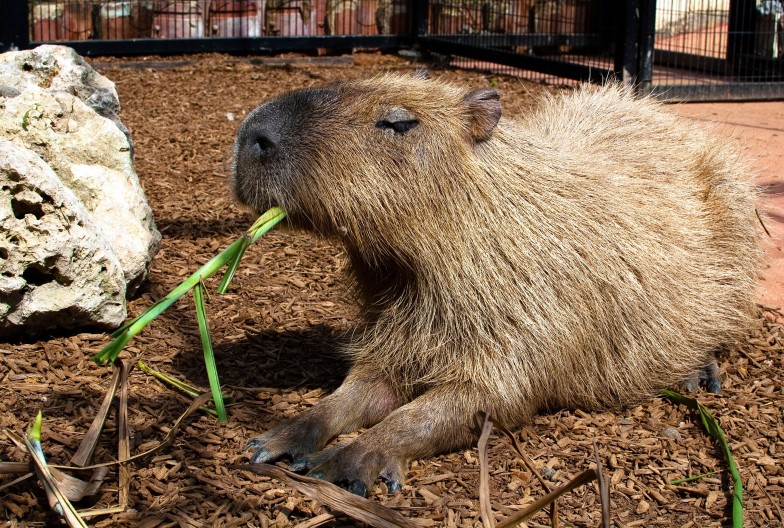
650 0 784 99
419 0 622 85
22 0 412 40
2 0 783 100
419 0 784 100
2 1 416 55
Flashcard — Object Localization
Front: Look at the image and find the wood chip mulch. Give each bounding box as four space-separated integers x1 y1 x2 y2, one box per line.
1 52 782 527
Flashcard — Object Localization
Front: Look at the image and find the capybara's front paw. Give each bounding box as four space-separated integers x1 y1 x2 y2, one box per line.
297 438 406 497
245 415 328 464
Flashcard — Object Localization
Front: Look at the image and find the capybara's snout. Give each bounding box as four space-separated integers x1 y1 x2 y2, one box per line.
241 109 282 163
231 100 290 211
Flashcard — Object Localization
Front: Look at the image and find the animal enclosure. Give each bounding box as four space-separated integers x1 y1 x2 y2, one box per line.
2 0 783 100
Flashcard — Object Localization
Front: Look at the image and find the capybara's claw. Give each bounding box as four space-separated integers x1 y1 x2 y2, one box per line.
306 465 372 497
380 461 405 494
249 446 275 464
244 434 309 465
289 456 314 473
700 360 722 394
245 411 337 466
682 358 722 394
244 432 286 464
383 478 402 494
705 377 721 394
243 438 264 453
300 439 405 497
347 480 368 497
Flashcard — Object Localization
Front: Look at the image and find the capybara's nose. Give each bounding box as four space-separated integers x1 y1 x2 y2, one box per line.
249 125 279 160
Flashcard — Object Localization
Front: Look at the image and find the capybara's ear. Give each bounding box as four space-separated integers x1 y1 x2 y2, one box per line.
413 68 430 80
463 88 501 142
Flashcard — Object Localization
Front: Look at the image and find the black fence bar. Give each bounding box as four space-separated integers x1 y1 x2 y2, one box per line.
637 0 656 92
424 33 604 49
1 0 31 51
650 82 784 101
619 0 640 81
58 35 411 56
411 0 429 38
654 49 729 77
419 36 614 83
727 0 757 74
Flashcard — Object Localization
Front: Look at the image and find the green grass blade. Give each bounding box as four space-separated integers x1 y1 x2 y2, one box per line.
246 206 287 243
193 281 227 423
28 410 43 443
217 206 287 294
137 360 235 404
137 360 219 417
93 237 245 365
217 238 251 294
93 331 133 366
137 360 201 398
93 206 287 366
662 389 743 528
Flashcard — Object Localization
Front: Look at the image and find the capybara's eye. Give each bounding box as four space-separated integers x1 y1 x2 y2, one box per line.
375 107 420 136
376 119 420 135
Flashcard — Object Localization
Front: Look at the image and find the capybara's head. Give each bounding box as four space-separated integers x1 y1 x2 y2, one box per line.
232 73 501 258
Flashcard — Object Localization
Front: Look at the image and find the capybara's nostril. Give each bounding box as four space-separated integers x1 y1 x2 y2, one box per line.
252 132 277 159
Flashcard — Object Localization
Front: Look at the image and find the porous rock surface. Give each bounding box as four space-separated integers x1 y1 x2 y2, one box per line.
0 45 161 335
0 139 126 335
0 44 132 146
0 84 160 295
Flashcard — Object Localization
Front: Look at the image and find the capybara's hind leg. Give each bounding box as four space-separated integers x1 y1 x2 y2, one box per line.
681 357 721 394
297 384 500 496
246 365 401 465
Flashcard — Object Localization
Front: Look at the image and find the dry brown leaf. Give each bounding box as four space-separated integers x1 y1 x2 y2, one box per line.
477 412 495 528
7 432 88 527
118 360 134 507
70 363 123 467
234 463 418 528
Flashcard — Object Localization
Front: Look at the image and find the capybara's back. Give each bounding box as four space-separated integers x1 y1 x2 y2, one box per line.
490 84 760 412
233 75 760 494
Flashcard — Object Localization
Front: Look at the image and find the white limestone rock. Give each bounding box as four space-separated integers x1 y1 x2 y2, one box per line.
0 82 160 295
0 44 132 147
0 139 126 336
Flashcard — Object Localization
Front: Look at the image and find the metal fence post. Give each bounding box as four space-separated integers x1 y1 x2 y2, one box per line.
727 0 756 77
619 0 642 84
637 0 656 94
1 0 30 52
619 0 656 95
411 0 429 38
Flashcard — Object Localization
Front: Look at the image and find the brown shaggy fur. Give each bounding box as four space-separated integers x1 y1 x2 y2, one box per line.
232 74 761 493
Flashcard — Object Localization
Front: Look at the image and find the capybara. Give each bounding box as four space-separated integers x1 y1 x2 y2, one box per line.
231 73 760 495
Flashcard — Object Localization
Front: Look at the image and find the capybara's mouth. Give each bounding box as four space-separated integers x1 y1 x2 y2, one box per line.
230 170 278 217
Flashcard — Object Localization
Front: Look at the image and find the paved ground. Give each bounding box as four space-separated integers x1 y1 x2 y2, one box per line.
670 101 784 311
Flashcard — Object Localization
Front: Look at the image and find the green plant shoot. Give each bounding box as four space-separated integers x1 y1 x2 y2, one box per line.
93 206 286 366
662 389 743 528
193 280 226 422
92 207 285 422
